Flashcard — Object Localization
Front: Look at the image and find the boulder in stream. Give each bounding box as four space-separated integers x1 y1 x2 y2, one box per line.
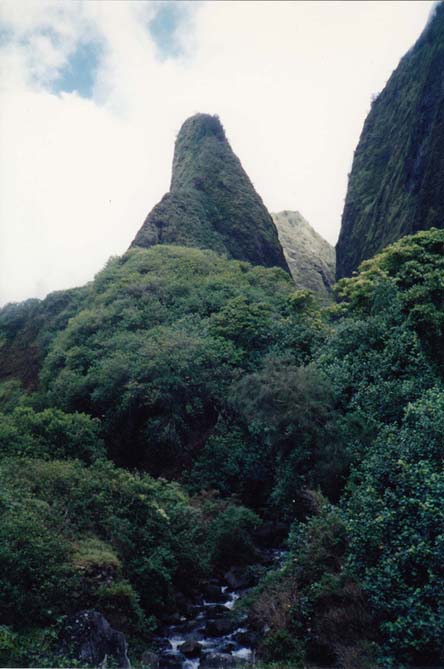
224 567 256 590
203 583 230 602
205 618 237 637
59 609 130 668
141 650 160 668
178 640 202 657
159 655 183 669
200 652 240 668
233 629 260 648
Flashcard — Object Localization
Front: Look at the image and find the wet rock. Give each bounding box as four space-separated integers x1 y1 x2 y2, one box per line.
224 567 256 590
160 612 182 626
203 584 229 602
178 640 202 657
206 604 231 616
175 591 196 616
219 641 237 653
200 652 238 668
205 618 237 637
233 630 260 647
152 638 172 653
141 650 160 668
159 655 183 669
59 610 130 668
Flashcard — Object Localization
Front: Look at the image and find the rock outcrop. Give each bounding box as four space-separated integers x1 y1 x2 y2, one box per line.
336 2 444 278
272 210 335 297
131 114 289 272
59 610 130 668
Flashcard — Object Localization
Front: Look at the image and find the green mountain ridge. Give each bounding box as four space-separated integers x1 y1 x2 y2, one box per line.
336 1 444 278
131 113 290 273
2 17 444 663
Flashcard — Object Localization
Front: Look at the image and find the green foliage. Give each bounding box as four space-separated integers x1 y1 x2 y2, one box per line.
319 236 444 466
0 453 265 665
0 457 205 632
186 418 270 506
3 225 444 669
0 406 105 462
205 503 261 568
259 629 304 665
0 622 85 669
250 230 444 666
0 286 89 389
345 387 444 664
39 246 322 483
0 380 27 413
0 474 73 627
248 495 375 667
96 580 148 634
233 361 341 513
336 228 444 365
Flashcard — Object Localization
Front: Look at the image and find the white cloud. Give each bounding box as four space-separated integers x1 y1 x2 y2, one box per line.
0 0 434 304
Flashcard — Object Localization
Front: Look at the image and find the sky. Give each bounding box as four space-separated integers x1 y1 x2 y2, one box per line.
0 0 436 305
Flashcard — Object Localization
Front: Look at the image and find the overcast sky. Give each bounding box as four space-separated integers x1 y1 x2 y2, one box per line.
0 0 435 305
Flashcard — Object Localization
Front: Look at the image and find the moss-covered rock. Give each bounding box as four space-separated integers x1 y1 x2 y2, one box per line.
336 3 444 278
272 210 335 298
131 114 289 272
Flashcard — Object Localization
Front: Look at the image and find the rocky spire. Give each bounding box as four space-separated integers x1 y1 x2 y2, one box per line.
131 113 289 272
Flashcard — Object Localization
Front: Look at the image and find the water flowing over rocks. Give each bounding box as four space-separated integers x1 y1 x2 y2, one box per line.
144 549 286 669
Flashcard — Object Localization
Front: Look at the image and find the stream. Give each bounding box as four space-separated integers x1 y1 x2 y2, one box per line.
153 549 286 669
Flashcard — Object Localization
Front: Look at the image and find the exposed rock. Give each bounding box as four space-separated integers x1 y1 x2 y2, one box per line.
203 583 229 602
159 655 183 669
141 650 160 668
272 211 335 298
178 640 203 657
160 612 182 626
205 617 238 637
152 638 172 653
200 652 240 668
224 567 256 590
174 591 196 617
131 114 289 273
59 610 130 668
336 3 444 278
203 603 231 616
233 630 260 648
219 641 237 653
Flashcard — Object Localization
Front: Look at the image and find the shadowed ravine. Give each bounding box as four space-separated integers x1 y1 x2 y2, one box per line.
152 550 286 669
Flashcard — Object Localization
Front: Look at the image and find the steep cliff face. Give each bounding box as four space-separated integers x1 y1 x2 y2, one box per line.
131 114 289 272
272 211 335 298
336 2 444 278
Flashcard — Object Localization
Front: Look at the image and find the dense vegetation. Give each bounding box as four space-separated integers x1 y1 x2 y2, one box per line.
336 2 444 278
131 114 289 272
1 228 444 667
245 229 444 668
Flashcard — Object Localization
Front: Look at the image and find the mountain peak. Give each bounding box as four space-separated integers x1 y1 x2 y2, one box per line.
272 211 335 298
131 114 289 272
170 114 228 192
176 113 226 142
